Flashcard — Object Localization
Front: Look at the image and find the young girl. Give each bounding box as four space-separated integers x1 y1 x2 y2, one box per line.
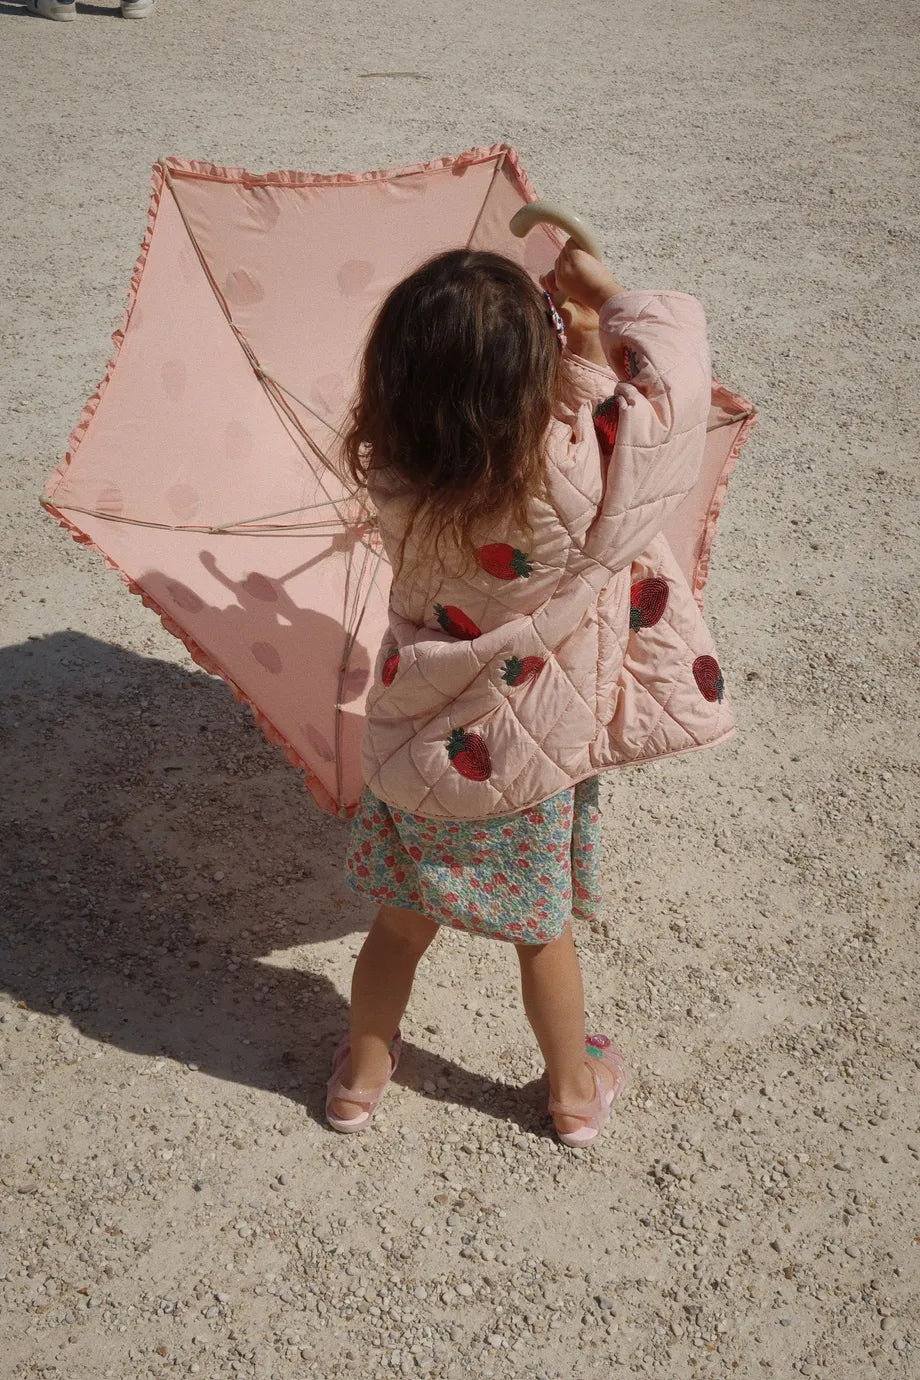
329 240 730 1146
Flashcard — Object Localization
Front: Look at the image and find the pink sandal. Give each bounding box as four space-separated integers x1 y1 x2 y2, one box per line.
548 1034 628 1148
325 1031 402 1134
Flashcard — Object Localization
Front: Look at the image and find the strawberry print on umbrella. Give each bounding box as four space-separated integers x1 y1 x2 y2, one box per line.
446 728 492 781
381 648 400 686
434 604 481 640
476 543 533 580
593 395 620 454
693 654 724 703
629 578 669 631
501 655 545 687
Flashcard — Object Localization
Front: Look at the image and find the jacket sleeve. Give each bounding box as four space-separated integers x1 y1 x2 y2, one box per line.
583 289 712 576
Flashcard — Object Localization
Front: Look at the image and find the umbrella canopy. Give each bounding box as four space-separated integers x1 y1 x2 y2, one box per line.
43 143 755 818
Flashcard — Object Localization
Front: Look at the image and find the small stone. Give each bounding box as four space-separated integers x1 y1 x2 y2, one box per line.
456 1283 473 1298
487 1334 503 1348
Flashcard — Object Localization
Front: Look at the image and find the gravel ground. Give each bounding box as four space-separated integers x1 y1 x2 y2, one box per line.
1 1 918 1377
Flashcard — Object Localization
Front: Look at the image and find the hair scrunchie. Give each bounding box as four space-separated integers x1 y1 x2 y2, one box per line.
542 290 567 352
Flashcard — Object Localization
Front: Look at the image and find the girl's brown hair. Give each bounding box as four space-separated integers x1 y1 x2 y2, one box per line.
342 249 560 567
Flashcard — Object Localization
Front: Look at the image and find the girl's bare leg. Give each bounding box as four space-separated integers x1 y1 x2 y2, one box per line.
516 926 612 1137
330 904 439 1121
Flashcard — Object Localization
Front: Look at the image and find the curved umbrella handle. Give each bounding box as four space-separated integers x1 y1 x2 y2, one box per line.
509 199 603 261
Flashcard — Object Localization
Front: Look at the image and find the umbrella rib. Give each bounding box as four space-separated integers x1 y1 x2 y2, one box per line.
334 533 386 813
207 499 369 531
464 148 507 249
707 410 756 429
259 372 348 442
160 164 349 516
39 495 362 535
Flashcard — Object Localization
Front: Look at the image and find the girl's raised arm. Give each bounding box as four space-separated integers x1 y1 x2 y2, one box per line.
583 288 712 575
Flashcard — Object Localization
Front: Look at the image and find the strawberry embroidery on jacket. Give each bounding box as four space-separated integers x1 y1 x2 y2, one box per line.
629 578 669 631
446 728 492 781
593 395 620 454
381 648 400 686
434 604 481 639
693 655 724 703
476 543 533 580
501 655 545 687
624 344 642 379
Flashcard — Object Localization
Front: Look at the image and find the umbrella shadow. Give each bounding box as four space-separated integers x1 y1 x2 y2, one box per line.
0 630 545 1132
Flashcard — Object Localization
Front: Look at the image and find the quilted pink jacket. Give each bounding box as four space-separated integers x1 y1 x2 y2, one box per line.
361 289 734 819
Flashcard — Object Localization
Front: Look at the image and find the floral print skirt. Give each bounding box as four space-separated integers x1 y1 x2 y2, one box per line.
344 777 600 945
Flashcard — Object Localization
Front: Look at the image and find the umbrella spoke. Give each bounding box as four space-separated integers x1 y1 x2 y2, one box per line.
162 164 351 521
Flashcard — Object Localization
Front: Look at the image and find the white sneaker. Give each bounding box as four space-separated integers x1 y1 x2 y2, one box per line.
26 0 76 19
121 0 156 14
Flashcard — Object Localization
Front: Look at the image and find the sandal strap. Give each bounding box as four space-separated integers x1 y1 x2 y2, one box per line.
548 1066 602 1121
326 1030 403 1117
547 1101 597 1121
327 1076 388 1109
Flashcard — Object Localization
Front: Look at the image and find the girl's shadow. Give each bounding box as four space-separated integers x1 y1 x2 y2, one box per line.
0 631 544 1132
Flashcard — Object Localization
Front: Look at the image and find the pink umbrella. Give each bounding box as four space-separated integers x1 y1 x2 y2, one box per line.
42 143 755 818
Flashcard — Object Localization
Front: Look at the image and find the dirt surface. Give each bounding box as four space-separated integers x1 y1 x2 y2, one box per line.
1 1 918 1377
